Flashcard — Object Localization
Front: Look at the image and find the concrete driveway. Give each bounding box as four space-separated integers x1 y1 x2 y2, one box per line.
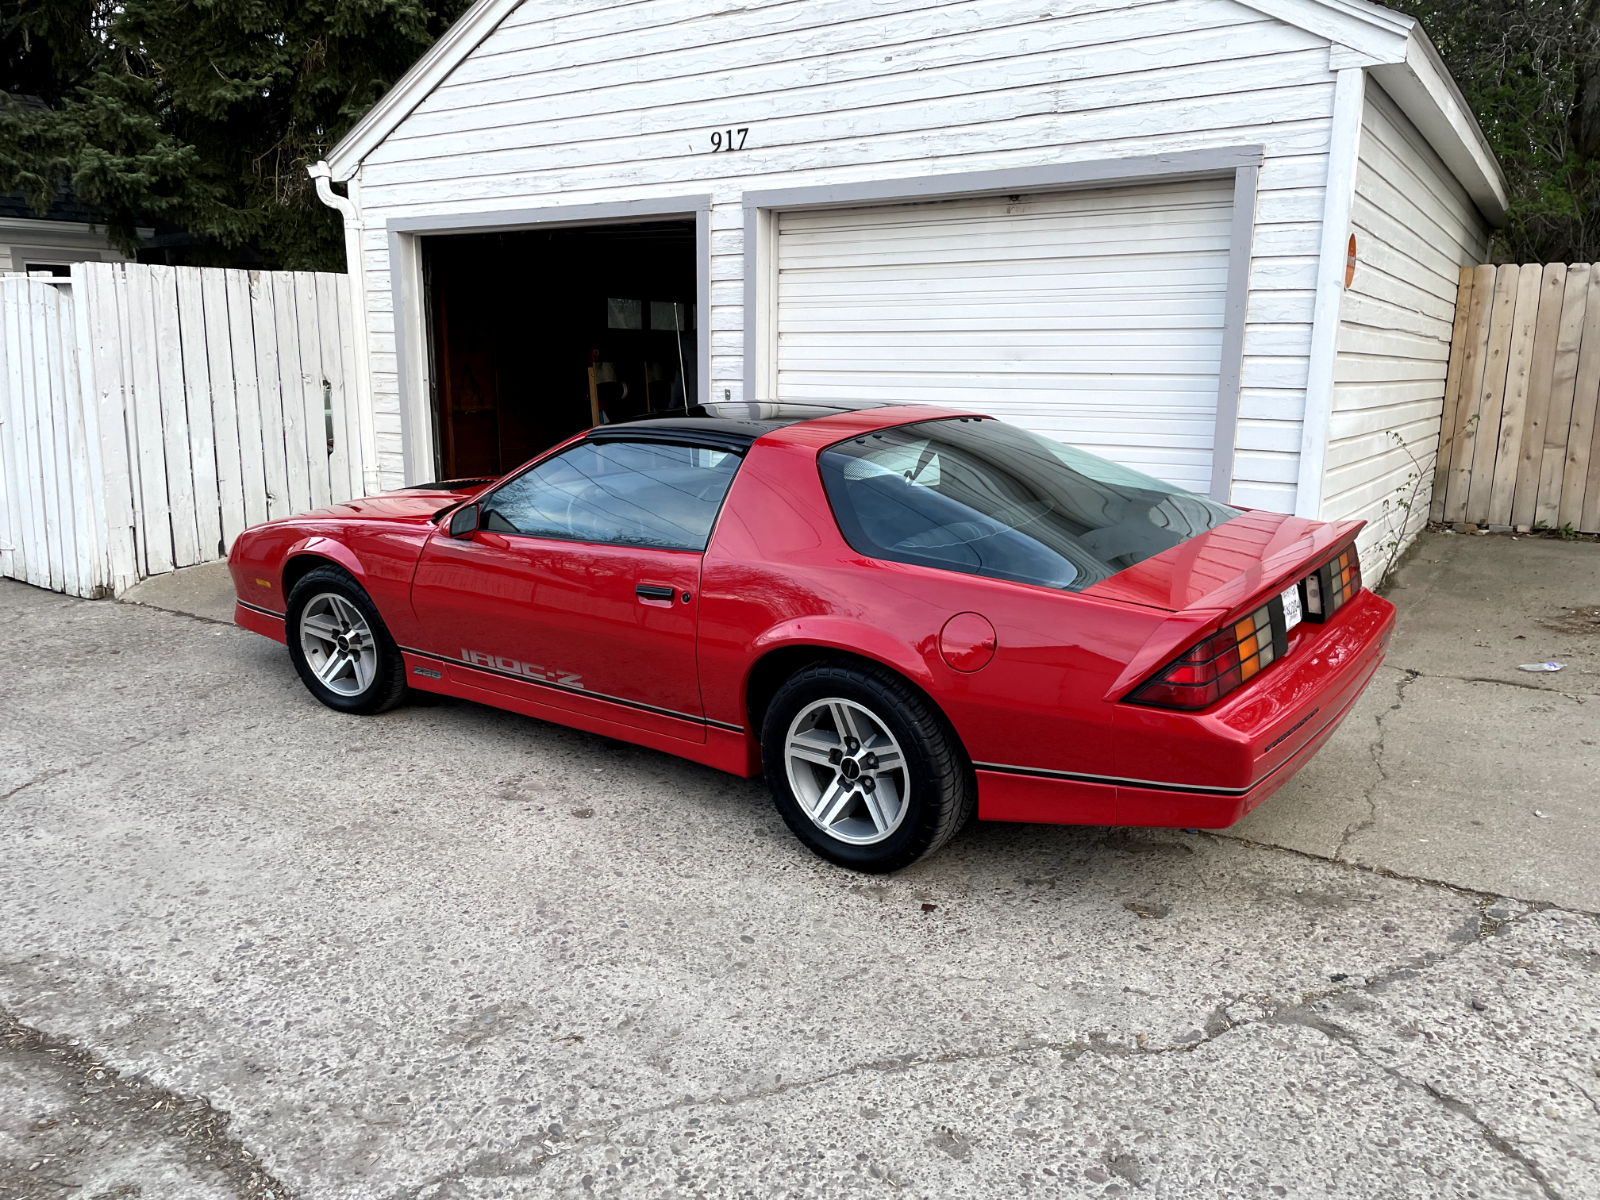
1 531 1596 1199
1238 530 1600 911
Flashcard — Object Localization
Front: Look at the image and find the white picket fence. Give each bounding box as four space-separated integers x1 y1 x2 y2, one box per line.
0 263 370 597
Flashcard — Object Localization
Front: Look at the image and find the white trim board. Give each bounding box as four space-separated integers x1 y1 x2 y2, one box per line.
328 0 522 181
1240 0 1504 222
1296 67 1366 519
1369 31 1506 225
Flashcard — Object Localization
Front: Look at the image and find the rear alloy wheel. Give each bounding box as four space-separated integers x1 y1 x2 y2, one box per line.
785 698 910 845
763 661 974 872
286 565 408 715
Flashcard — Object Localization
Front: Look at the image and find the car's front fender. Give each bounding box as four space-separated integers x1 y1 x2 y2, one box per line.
282 535 369 593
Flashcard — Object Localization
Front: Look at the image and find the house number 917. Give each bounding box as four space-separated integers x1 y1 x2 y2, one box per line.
710 128 749 152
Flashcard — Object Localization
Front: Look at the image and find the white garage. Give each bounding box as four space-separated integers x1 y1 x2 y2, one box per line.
315 0 1507 568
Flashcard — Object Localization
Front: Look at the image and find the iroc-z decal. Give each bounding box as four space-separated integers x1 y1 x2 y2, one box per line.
462 649 585 689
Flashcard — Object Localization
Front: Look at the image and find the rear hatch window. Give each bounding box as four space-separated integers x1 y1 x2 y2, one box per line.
819 417 1240 592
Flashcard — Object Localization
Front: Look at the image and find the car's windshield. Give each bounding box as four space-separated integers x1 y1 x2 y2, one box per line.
819 418 1240 591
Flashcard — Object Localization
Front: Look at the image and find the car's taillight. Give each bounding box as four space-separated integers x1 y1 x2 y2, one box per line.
1303 544 1362 623
1129 600 1288 711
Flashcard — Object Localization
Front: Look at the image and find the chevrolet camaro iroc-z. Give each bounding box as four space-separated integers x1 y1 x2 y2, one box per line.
230 400 1394 872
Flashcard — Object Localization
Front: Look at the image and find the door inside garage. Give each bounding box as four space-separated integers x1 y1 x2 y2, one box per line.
423 221 698 479
772 178 1235 496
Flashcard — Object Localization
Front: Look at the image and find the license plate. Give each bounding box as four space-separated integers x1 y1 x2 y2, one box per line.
1281 583 1303 631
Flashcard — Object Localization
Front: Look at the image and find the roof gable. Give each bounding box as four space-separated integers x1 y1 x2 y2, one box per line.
327 0 520 181
324 0 1504 221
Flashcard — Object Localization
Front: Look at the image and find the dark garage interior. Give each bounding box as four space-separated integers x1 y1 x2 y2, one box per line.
423 220 698 479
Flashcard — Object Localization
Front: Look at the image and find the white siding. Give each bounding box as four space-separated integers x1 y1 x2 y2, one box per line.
1323 79 1488 574
353 0 1345 501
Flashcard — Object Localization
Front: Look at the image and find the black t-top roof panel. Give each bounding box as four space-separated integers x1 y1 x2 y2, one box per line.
599 399 905 442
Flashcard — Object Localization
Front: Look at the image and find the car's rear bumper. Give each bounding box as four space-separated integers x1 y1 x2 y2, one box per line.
976 588 1395 828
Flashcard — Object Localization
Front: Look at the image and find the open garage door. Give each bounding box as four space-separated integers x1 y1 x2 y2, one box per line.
774 178 1235 495
424 221 698 480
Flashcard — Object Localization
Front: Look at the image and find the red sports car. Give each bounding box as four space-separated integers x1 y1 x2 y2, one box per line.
230 400 1393 872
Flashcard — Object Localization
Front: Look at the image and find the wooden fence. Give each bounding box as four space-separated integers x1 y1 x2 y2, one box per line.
0 277 101 597
1435 263 1600 532
0 263 367 598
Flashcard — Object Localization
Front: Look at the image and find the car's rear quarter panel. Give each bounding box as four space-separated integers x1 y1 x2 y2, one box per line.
702 430 1170 795
706 417 1396 829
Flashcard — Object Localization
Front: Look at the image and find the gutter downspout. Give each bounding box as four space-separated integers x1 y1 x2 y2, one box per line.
309 161 380 494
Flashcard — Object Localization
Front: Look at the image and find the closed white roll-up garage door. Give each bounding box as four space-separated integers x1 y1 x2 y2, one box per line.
774 178 1234 495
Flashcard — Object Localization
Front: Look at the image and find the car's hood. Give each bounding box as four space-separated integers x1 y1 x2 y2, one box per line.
1083 510 1364 615
295 481 493 525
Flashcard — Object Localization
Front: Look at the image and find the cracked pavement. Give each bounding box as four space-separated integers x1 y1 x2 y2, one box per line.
1235 531 1600 911
2 530 1597 1198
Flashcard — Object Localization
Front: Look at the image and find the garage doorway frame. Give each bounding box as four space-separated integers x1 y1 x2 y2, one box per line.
741 149 1261 504
387 195 712 486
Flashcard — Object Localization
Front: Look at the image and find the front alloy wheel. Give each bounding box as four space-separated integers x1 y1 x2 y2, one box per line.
284 564 408 715
298 592 378 697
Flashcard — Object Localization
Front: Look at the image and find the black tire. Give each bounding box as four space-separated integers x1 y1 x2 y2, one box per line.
762 659 975 873
285 565 409 716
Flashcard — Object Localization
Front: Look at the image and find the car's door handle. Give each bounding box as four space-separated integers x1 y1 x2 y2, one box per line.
635 584 676 601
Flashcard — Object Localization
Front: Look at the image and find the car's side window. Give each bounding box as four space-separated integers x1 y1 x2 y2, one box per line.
480 439 743 552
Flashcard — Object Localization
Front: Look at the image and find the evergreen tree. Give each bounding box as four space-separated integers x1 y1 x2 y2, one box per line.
0 0 473 269
1389 1 1600 262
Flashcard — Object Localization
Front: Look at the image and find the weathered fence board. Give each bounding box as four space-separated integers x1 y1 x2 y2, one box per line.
1436 264 1494 524
178 268 223 561
1487 267 1541 520
1438 261 1600 531
253 273 291 525
1512 264 1565 525
225 269 269 532
0 277 103 594
1 263 366 597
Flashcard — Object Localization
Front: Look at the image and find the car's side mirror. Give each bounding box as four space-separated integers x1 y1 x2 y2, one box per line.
448 503 481 538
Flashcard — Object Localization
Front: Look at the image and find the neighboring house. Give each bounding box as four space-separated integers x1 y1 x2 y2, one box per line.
1 94 149 275
312 0 1505 570
0 186 145 277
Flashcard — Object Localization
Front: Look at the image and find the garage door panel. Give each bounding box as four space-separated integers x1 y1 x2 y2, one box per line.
776 178 1234 493
781 329 1227 353
779 256 1232 288
778 303 1227 331
780 357 1228 380
780 350 1228 372
780 232 1234 267
780 275 1230 305
779 284 1229 314
779 231 1235 266
780 186 1235 237
777 375 1224 405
